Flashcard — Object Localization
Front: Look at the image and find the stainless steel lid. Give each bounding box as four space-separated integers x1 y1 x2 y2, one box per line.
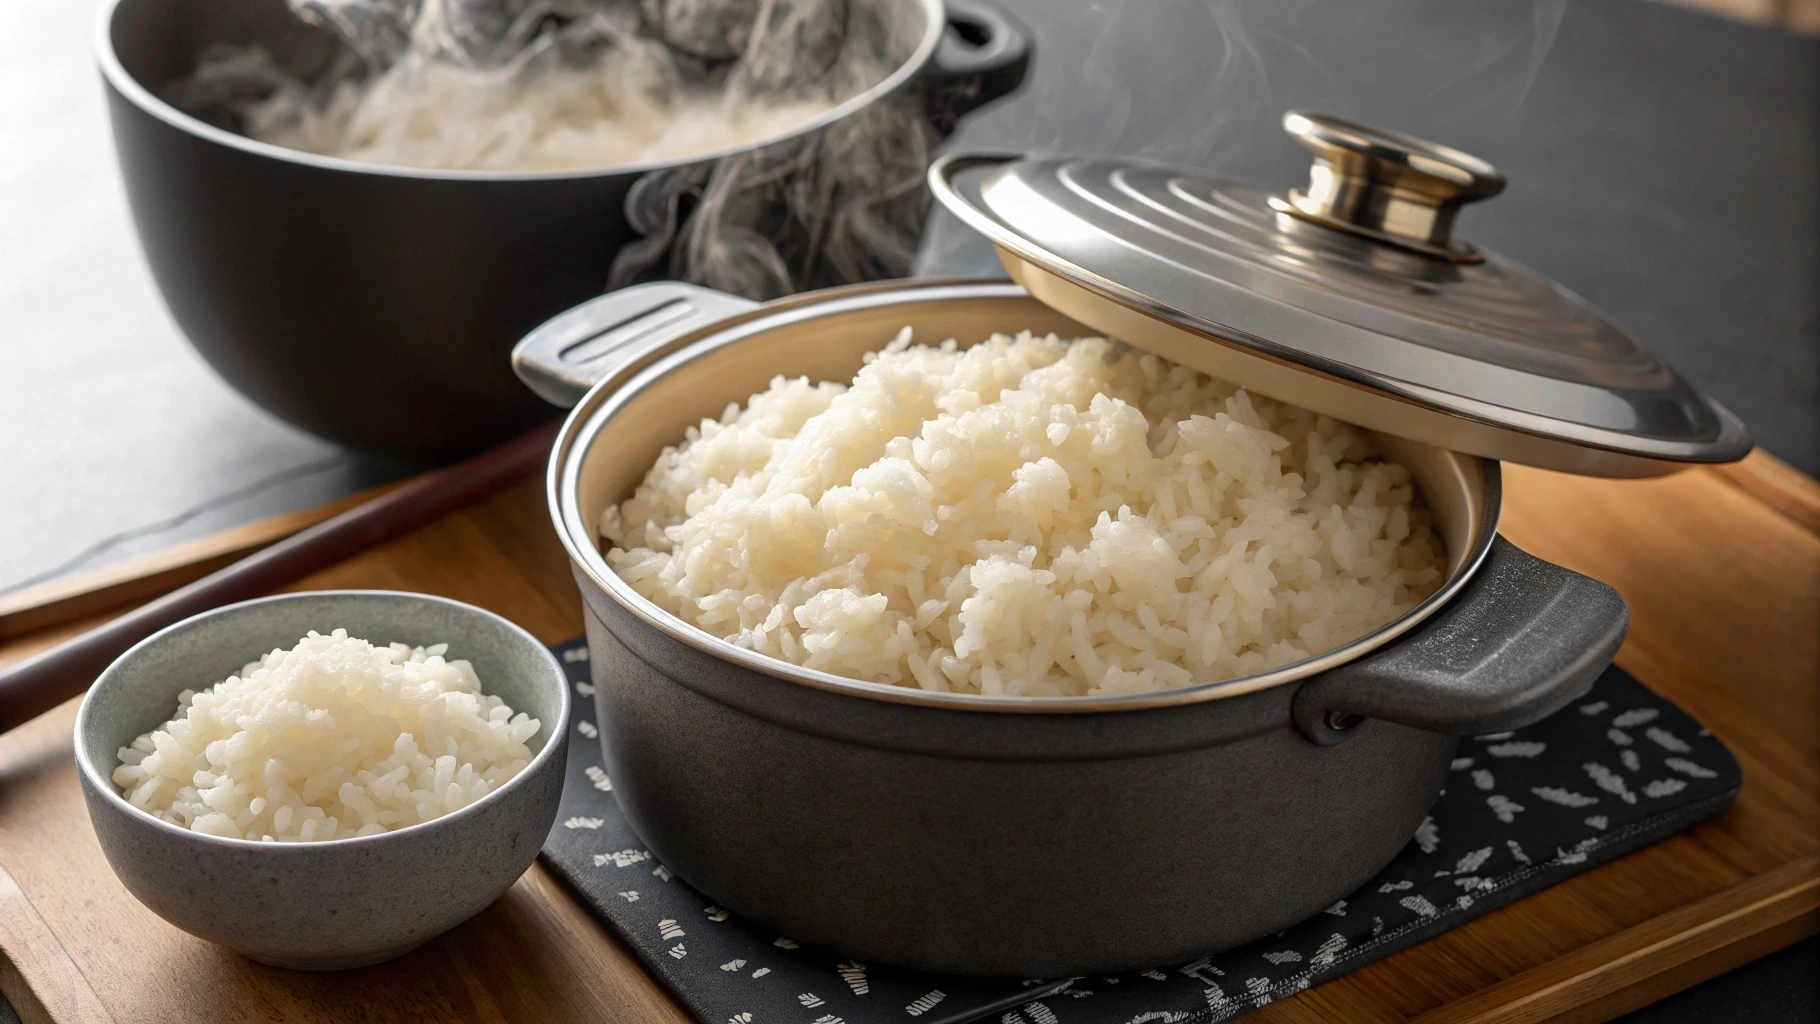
928 111 1752 477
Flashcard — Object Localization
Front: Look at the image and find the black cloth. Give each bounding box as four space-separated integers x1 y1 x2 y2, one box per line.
540 639 1741 1024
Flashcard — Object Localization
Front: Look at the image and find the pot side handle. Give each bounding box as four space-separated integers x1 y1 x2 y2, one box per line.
922 0 1034 124
512 282 759 409
1292 537 1628 744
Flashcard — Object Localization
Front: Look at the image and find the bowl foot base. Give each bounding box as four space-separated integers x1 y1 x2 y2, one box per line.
247 941 426 972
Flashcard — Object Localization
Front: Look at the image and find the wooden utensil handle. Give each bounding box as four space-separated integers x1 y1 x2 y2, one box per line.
0 421 560 734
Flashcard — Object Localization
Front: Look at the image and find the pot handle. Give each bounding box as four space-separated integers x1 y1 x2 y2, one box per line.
1292 537 1628 744
511 282 759 408
921 0 1033 126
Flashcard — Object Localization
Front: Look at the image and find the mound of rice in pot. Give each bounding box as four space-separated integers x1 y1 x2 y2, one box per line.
601 331 1445 697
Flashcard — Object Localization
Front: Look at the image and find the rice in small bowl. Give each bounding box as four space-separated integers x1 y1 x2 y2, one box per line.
74 590 570 970
600 329 1445 698
113 628 544 843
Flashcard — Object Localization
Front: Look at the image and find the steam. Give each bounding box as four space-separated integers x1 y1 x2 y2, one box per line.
169 0 943 301
634 91 937 298
918 0 1566 276
605 0 940 298
956 0 1568 168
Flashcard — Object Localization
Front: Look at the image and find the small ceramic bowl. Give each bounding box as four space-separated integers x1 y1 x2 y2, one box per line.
74 590 571 970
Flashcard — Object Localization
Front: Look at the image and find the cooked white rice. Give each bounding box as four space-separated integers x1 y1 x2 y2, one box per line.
248 59 834 173
112 630 540 841
602 331 1445 697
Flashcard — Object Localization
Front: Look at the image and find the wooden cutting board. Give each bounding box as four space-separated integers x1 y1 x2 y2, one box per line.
1 452 1816 1024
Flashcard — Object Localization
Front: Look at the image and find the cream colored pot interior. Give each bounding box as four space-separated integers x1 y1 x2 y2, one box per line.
555 281 1494 711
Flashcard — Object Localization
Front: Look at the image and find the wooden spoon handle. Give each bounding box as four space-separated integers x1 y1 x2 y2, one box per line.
0 421 560 734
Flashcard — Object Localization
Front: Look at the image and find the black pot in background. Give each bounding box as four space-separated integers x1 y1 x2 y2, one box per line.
96 0 1031 460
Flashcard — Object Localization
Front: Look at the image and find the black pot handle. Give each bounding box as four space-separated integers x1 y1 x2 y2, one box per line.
920 0 1033 128
1292 537 1628 744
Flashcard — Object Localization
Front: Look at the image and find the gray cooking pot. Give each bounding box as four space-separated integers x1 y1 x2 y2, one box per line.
510 277 1629 976
96 0 1030 459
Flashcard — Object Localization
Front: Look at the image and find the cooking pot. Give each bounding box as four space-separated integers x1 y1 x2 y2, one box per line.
509 114 1750 975
97 0 1031 459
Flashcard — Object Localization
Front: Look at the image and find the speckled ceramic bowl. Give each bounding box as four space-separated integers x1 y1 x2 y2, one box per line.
74 590 570 971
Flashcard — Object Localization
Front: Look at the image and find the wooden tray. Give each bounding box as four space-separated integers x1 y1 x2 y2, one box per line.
2 453 1816 1024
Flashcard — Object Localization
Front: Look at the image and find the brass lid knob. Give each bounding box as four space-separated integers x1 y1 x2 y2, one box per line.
1268 110 1506 262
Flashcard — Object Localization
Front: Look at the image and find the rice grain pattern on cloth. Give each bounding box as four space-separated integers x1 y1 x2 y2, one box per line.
539 639 1742 1024
602 331 1446 697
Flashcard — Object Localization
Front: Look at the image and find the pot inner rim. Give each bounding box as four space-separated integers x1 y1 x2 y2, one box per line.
94 0 945 183
553 281 1501 713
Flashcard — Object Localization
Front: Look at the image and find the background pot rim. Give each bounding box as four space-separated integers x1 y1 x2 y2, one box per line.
94 0 948 184
549 278 1505 716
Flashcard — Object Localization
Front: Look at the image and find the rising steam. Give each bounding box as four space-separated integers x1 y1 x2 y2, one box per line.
915 0 1566 275
955 0 1567 167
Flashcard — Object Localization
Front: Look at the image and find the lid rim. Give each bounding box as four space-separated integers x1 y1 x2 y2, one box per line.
1002 251 1753 469
928 150 1753 475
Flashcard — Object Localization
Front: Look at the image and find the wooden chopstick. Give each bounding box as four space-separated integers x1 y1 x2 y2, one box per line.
0 420 561 734
0 480 411 640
